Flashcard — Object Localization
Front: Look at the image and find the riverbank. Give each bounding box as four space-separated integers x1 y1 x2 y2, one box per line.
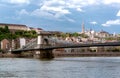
0 53 19 58
1 52 120 58
0 53 33 58
54 52 120 57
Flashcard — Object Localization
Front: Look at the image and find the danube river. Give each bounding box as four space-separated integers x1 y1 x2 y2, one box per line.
0 57 120 78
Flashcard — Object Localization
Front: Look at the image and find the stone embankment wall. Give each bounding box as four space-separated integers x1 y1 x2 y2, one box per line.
54 52 120 57
0 52 33 58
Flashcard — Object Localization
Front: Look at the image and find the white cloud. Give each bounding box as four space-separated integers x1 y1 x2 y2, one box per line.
31 0 98 18
14 0 120 22
66 0 99 12
30 0 101 22
41 6 70 14
67 18 75 22
29 0 120 18
90 21 98 25
19 9 29 15
11 0 30 4
31 0 71 19
102 19 120 26
76 8 83 12
31 9 55 19
102 0 120 4
117 10 120 16
67 0 98 6
2 0 30 4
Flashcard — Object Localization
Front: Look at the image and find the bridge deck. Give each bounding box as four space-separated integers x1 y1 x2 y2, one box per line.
12 42 120 52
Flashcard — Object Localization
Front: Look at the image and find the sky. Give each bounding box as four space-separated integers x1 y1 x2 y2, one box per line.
0 0 120 34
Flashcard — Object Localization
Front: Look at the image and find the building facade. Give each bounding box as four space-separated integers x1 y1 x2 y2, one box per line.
0 39 10 52
0 23 30 31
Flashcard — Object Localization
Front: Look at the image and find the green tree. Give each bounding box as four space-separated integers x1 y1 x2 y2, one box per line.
4 25 10 33
71 32 80 37
79 33 88 38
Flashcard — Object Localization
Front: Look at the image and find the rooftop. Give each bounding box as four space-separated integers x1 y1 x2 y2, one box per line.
0 23 27 27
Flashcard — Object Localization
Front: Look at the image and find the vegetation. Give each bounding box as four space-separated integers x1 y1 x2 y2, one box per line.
0 26 38 41
15 30 37 38
105 37 116 41
60 32 88 38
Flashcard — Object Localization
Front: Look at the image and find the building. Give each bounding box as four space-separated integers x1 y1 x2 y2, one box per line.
29 27 43 34
0 39 10 52
19 38 26 48
0 23 30 31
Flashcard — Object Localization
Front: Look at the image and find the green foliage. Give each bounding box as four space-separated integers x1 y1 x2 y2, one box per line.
61 32 80 38
71 32 80 37
0 26 38 41
15 30 37 38
105 37 116 40
4 25 10 33
79 33 89 38
60 32 89 38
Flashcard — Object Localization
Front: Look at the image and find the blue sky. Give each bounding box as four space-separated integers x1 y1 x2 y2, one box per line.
0 0 120 34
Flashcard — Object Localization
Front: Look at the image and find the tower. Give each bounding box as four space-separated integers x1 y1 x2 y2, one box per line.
36 31 54 59
81 22 85 33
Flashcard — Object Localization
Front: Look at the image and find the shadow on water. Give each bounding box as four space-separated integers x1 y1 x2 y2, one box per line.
38 58 54 61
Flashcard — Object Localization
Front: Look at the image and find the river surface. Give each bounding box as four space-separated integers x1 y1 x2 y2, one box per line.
0 57 120 78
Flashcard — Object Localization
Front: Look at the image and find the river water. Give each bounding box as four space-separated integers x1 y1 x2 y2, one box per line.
0 57 120 78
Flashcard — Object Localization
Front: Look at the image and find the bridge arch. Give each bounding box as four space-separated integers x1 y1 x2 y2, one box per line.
43 38 49 45
37 31 53 46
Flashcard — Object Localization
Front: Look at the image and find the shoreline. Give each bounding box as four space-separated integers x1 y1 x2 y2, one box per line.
54 52 120 57
1 52 120 58
0 53 33 58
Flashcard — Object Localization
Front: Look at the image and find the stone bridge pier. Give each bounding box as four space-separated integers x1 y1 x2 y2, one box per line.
38 49 54 59
35 31 54 59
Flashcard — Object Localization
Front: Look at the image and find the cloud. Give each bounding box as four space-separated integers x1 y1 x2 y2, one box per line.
30 0 99 19
31 9 54 17
117 10 120 16
32 0 99 16
31 0 71 18
66 18 75 22
41 5 70 15
17 0 120 18
102 0 120 4
19 9 29 15
66 0 99 12
102 19 120 26
1 0 30 5
76 8 83 12
90 21 98 25
9 0 120 24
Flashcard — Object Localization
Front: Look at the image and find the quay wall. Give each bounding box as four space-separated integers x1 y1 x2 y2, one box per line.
1 52 120 58
54 52 120 57
0 53 33 58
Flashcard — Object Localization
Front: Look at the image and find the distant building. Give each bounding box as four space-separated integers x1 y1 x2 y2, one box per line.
0 23 30 31
98 30 110 38
29 27 43 34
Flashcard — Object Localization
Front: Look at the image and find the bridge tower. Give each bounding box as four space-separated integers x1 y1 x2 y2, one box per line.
36 31 54 59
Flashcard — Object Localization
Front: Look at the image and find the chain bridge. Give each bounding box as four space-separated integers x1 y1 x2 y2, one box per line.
11 31 120 59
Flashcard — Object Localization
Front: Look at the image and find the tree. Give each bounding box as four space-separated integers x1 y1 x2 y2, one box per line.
4 25 10 33
71 32 80 37
80 33 89 38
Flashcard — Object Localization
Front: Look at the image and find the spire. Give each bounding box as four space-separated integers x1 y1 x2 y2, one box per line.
81 21 85 33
